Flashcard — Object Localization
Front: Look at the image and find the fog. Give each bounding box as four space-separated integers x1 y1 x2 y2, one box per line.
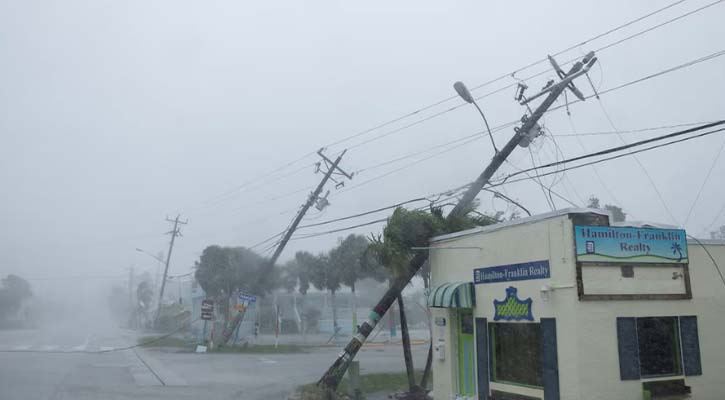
2 0 724 315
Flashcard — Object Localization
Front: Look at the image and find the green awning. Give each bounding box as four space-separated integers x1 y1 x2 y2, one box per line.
427 282 476 308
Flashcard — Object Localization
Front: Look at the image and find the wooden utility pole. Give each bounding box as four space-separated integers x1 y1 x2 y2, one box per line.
154 214 187 324
218 149 352 346
318 52 598 391
268 149 353 267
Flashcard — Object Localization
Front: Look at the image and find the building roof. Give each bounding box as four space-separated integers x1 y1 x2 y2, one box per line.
431 207 611 243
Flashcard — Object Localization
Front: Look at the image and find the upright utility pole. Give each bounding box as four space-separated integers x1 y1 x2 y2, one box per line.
318 52 598 391
154 214 188 324
218 149 352 346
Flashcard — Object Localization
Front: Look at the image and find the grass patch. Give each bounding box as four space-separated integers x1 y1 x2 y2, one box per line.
214 344 309 354
298 370 428 398
137 335 192 348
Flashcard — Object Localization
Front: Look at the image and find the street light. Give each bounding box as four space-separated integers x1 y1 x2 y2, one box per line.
453 81 498 153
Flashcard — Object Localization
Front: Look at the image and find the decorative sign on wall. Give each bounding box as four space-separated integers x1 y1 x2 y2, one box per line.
574 226 688 264
493 287 533 321
474 260 550 284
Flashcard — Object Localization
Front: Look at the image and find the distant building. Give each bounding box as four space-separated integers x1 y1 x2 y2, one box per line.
427 208 725 400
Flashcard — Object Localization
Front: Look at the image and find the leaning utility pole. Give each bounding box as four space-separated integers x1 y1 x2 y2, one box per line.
268 149 353 267
318 51 598 391
218 149 352 346
154 214 187 324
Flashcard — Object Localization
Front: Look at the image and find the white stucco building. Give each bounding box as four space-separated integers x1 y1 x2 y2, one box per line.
427 208 725 400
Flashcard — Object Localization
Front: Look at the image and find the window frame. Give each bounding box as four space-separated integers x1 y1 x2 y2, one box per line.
488 322 544 389
636 316 683 379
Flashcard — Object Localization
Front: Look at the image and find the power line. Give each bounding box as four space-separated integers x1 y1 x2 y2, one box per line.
0 319 202 354
702 201 725 236
330 51 725 201
296 197 430 229
683 135 725 226
566 114 626 212
225 185 315 216
687 235 725 288
182 1 714 212
503 121 725 180
596 96 681 226
551 121 714 137
528 148 556 211
550 49 725 114
284 125 725 242
496 127 725 187
187 158 318 212
291 217 390 240
596 0 723 54
337 0 722 152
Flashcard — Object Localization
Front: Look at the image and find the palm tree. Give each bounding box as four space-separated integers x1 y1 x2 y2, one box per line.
366 207 444 392
330 234 372 332
298 251 342 340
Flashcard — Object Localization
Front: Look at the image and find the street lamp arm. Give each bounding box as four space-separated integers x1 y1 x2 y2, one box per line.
472 101 498 153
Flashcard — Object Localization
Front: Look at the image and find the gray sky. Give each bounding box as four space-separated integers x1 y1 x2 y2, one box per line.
1 0 724 294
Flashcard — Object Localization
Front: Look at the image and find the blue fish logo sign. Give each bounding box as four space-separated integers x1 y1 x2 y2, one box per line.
493 286 533 321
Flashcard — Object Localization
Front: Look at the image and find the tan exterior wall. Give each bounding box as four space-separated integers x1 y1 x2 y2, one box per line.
429 212 725 400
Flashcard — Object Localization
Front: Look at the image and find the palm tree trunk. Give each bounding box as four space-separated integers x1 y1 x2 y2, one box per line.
351 284 357 334
420 277 433 389
331 289 338 340
420 341 433 389
397 295 416 391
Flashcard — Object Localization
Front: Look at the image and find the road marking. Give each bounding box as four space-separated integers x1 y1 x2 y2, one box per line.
12 345 31 350
71 345 87 351
39 345 58 351
99 346 114 352
256 357 277 364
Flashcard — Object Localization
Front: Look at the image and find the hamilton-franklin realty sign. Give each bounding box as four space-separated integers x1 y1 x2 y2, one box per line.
474 260 550 284
574 225 688 264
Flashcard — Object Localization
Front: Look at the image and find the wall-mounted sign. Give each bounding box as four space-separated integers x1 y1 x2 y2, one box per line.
574 226 688 264
434 317 446 327
474 260 550 284
493 286 533 321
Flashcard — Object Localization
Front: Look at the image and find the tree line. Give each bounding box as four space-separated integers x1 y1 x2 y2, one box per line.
193 201 501 391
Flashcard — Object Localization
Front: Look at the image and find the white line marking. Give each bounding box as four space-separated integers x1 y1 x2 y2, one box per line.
257 357 277 364
99 346 114 352
13 345 31 350
39 345 58 351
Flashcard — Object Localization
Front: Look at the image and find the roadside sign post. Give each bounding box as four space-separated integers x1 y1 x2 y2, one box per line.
201 299 214 344
196 299 214 353
235 291 257 345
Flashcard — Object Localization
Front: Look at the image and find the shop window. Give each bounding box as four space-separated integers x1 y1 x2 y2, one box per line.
637 317 681 377
489 323 543 388
617 316 701 381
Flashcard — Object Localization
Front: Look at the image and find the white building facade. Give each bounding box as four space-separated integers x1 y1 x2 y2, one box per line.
427 209 725 400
